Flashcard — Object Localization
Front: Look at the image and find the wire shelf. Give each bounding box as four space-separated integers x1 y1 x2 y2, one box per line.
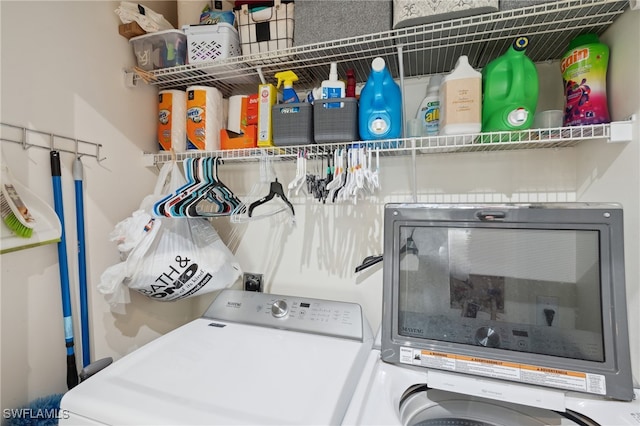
128 0 629 96
144 123 622 166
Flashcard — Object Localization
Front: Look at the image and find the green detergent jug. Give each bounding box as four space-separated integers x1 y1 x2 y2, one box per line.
482 37 539 134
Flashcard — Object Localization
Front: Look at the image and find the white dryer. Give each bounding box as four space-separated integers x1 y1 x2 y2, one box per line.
60 289 373 425
343 347 640 426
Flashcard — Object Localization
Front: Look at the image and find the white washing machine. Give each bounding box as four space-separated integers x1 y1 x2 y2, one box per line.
343 343 640 426
344 203 640 426
60 289 373 425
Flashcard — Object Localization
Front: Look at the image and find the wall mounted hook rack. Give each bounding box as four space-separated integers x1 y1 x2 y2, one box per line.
0 122 106 162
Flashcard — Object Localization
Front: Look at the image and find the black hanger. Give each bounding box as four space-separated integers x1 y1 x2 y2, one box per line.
400 229 418 256
354 254 383 273
247 178 295 217
354 228 418 273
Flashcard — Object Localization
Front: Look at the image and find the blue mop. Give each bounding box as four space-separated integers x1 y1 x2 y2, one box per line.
50 151 79 390
73 157 90 368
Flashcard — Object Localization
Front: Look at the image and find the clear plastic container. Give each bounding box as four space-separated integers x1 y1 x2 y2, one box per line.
129 29 187 71
534 110 563 128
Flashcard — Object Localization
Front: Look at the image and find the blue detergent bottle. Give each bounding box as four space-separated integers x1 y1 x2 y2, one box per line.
359 57 402 142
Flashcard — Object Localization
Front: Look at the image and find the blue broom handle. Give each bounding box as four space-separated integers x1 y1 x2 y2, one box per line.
50 151 79 389
73 157 90 368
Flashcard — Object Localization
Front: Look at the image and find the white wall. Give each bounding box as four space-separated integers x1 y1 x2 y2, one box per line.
581 7 640 385
0 0 202 412
0 0 638 415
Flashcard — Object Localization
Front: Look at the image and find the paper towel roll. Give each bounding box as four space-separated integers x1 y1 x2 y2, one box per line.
158 90 187 152
227 95 247 134
186 86 224 151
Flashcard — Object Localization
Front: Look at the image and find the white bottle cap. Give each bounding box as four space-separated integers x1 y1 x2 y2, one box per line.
372 57 385 72
329 62 338 81
456 55 470 67
427 74 443 92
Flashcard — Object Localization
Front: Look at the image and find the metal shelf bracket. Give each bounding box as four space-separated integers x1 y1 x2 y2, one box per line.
608 116 636 143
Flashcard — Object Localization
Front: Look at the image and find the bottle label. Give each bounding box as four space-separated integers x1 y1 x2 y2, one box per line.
441 79 481 127
158 92 173 151
561 45 610 126
322 87 342 109
421 100 440 135
186 89 209 150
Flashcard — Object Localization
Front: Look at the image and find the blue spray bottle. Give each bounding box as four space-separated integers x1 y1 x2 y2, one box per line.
358 57 402 142
275 70 300 103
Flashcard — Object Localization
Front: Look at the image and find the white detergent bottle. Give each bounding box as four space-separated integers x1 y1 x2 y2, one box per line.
416 74 442 136
439 56 482 135
321 62 345 108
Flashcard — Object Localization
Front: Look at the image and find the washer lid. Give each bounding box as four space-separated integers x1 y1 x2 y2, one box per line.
61 318 371 425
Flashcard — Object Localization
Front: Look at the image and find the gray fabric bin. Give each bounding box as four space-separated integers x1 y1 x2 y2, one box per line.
272 103 314 146
314 98 359 143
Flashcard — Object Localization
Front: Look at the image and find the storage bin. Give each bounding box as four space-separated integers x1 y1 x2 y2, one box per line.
313 98 359 143
129 29 187 71
183 23 241 64
235 0 294 56
294 1 391 46
272 103 313 146
393 0 498 29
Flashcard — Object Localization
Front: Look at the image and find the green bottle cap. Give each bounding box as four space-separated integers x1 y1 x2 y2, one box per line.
568 33 600 50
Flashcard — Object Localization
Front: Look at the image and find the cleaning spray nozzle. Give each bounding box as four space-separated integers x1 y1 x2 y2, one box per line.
274 70 299 89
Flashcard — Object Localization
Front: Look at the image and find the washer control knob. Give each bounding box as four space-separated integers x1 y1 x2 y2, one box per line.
475 326 501 348
271 300 288 318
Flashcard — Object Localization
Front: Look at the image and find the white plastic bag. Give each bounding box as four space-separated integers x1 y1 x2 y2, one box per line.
115 1 174 33
99 161 241 304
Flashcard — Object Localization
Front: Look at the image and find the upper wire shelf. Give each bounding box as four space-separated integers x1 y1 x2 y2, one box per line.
127 0 629 96
144 122 631 167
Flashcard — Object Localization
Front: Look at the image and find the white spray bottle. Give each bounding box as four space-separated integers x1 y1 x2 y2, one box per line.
321 62 345 108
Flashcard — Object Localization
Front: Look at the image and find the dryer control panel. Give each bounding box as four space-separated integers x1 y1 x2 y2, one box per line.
202 289 370 342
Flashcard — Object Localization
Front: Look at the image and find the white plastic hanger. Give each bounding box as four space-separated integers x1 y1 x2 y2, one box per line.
326 149 343 202
287 149 307 197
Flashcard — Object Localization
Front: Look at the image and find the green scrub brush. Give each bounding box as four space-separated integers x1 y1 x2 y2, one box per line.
1 162 35 238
